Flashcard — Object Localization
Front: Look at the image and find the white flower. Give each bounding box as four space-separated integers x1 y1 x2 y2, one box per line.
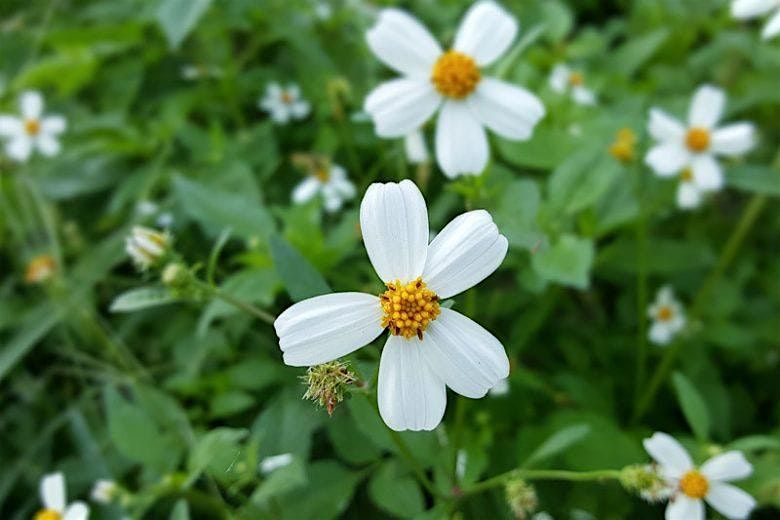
731 0 780 40
363 1 545 178
90 479 117 504
259 82 311 124
643 432 756 520
404 129 429 164
549 64 597 105
292 163 356 213
645 85 756 194
36 472 89 520
259 453 294 475
275 180 510 431
125 226 170 270
181 64 222 80
0 91 66 162
647 286 686 346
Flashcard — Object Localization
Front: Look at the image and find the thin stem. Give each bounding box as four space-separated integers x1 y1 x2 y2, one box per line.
463 468 622 497
633 162 650 413
387 427 442 499
192 279 276 325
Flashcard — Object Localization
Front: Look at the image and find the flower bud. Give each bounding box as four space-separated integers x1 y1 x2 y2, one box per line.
302 361 357 416
25 254 57 284
505 479 538 519
126 226 170 270
161 262 188 287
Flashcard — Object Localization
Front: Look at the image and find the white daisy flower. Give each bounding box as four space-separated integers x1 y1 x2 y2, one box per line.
404 129 429 164
292 162 356 213
363 1 545 178
274 180 510 431
259 82 311 124
643 432 756 520
645 85 756 193
90 479 118 504
647 286 686 346
731 0 780 40
0 91 66 162
259 453 294 475
36 472 89 520
125 226 171 270
548 64 597 105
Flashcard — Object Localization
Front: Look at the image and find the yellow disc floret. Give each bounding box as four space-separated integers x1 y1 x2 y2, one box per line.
679 469 709 499
431 50 481 99
34 510 61 520
686 127 710 152
569 71 584 86
380 277 440 340
24 118 41 136
657 305 674 322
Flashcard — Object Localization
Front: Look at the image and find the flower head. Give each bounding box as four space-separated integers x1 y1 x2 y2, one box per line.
363 1 545 178
125 226 171 271
643 432 756 519
647 286 686 346
0 91 66 162
259 82 311 124
25 254 57 284
275 180 510 431
731 0 780 40
549 64 597 106
36 472 89 520
291 154 356 213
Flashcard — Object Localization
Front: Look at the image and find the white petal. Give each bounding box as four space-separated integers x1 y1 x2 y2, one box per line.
41 115 67 134
645 143 689 177
41 472 66 512
6 135 33 162
701 451 753 482
705 483 756 520
290 101 311 119
404 129 429 164
364 79 441 138
63 502 89 520
366 8 442 77
378 334 446 431
572 86 597 106
711 123 756 155
454 0 518 66
330 173 356 199
762 10 780 39
322 186 344 213
274 292 384 366
649 322 674 345
688 84 726 129
467 77 545 141
677 181 703 209
423 210 507 298
36 135 61 157
549 64 570 93
643 432 694 478
435 101 489 178
691 154 724 191
292 177 321 205
20 91 44 120
360 179 429 283
0 115 22 136
420 308 509 398
731 0 777 18
665 496 704 520
648 108 685 142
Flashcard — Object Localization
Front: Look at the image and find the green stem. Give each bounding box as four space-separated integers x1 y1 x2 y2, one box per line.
633 163 650 414
463 468 621 497
387 428 442 499
192 279 276 325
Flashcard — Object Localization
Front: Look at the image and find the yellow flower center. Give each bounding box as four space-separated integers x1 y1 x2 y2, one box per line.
680 168 694 182
685 127 710 152
431 50 481 99
34 510 61 520
569 71 584 86
24 118 41 136
679 470 709 499
380 277 440 340
281 91 294 104
25 254 57 284
314 168 330 182
609 128 637 163
657 305 674 322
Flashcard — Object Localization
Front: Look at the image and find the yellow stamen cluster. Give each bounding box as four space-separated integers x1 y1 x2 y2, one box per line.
431 50 481 99
609 127 637 163
686 127 710 152
281 91 294 104
569 71 584 86
380 277 440 340
314 168 330 182
34 510 61 520
657 305 674 322
24 118 41 136
679 470 709 499
25 254 57 284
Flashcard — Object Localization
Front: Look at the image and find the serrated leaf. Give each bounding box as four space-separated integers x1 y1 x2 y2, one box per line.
110 286 177 313
269 234 331 302
523 424 591 468
672 372 711 441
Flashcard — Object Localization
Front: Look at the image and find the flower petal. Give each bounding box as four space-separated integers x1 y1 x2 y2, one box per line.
366 8 442 77
420 308 509 398
762 10 780 39
404 129 429 164
20 91 44 120
6 135 33 162
0 115 22 136
364 79 441 138
688 84 726 129
705 483 756 520
645 143 689 177
691 154 724 191
549 64 570 93
731 0 777 18
454 0 518 66
292 177 321 205
378 334 446 431
36 135 61 157
41 472 66 512
423 210 507 298
435 100 489 178
677 181 703 209
701 451 753 482
274 292 384 366
41 115 67 134
643 432 694 478
649 322 674 345
711 123 756 155
360 179 429 283
467 77 545 141
572 86 597 106
665 495 704 520
649 108 685 142
63 502 89 520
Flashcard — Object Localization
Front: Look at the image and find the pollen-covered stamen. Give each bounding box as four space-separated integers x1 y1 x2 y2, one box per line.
24 118 41 136
380 277 440 339
568 71 584 86
431 50 481 99
34 510 61 520
657 305 674 322
686 127 710 152
679 469 709 499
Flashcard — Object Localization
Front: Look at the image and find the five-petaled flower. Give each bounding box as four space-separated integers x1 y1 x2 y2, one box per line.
0 91 66 163
363 1 545 178
274 179 510 431
291 155 356 213
259 82 311 124
647 286 686 346
731 0 780 40
35 472 89 520
549 64 597 106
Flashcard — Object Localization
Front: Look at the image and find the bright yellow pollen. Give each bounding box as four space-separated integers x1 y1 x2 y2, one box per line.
657 305 674 322
686 127 710 152
431 50 481 99
569 71 584 86
680 168 694 182
380 277 440 340
24 118 41 136
34 510 62 520
679 470 709 499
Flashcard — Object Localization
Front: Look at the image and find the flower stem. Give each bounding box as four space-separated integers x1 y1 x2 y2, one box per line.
191 279 276 325
463 468 622 497
632 163 650 415
387 428 443 499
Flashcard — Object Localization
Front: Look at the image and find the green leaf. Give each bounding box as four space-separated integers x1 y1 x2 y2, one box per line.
539 0 573 42
169 499 190 520
523 424 591 468
251 457 308 505
274 461 362 520
368 460 424 519
110 286 177 313
727 435 780 452
609 29 670 76
672 372 711 441
270 234 331 302
491 178 544 250
156 0 212 50
548 148 622 215
532 234 595 289
727 165 780 197
496 126 578 169
0 303 60 383
197 269 279 334
598 238 715 274
188 427 249 484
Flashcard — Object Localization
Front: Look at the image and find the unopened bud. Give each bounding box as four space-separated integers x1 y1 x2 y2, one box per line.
126 226 171 270
161 262 188 287
302 361 357 416
90 479 119 504
505 479 538 519
24 254 57 284
609 127 637 164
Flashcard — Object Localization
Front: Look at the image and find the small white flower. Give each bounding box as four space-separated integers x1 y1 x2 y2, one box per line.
259 82 311 124
292 163 356 213
404 129 429 164
647 286 686 346
643 432 756 520
731 0 780 40
125 226 170 270
364 1 545 178
0 91 66 162
645 85 756 195
90 479 118 504
275 180 510 431
549 64 597 106
259 453 294 475
36 472 89 520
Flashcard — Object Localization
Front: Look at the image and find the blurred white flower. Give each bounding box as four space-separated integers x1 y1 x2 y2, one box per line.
676 168 706 210
647 286 686 346
549 64 597 105
275 180 509 431
643 432 756 519
36 472 89 520
488 378 509 396
125 226 170 270
157 212 174 228
90 479 118 504
136 200 159 217
292 162 356 213
259 83 311 124
645 85 755 195
180 64 223 81
363 1 545 178
259 453 294 475
313 0 333 20
404 129 429 164
0 91 66 162
731 0 780 40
